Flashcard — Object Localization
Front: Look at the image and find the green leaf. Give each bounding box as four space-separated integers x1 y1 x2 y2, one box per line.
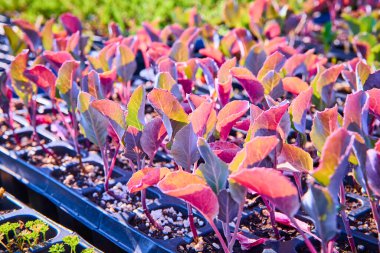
126 85 146 131
56 60 80 110
302 184 338 244
78 92 108 148
197 138 229 194
4 25 26 55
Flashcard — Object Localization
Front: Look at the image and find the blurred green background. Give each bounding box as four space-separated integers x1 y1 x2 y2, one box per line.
0 0 251 33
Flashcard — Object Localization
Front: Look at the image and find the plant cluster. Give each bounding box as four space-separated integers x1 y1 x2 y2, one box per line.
1 1 380 252
48 235 94 253
0 219 50 252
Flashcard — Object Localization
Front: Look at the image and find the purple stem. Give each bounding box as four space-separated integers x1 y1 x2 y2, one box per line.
187 203 199 242
339 184 357 253
228 192 245 251
208 218 230 253
290 216 317 253
293 172 304 199
69 108 83 168
262 198 280 240
105 143 120 192
141 189 163 230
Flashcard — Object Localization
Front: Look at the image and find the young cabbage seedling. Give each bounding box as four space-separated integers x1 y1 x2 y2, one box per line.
63 235 80 253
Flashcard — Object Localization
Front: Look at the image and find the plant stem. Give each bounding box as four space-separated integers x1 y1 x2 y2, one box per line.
339 184 357 253
290 216 318 253
327 239 335 253
105 143 120 192
293 172 303 199
262 198 280 240
228 192 245 252
369 198 380 252
141 189 163 230
187 203 198 242
100 146 110 191
208 218 230 253
69 110 83 169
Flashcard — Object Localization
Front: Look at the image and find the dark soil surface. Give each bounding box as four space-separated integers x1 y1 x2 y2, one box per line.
240 209 311 241
349 211 378 238
21 150 78 169
0 134 50 151
0 120 22 135
130 206 204 240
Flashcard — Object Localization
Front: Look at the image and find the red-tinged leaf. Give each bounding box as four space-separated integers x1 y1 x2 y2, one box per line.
170 41 189 62
249 0 266 23
91 99 127 143
99 69 117 98
248 101 289 139
310 106 340 152
10 50 36 105
230 67 264 104
199 48 224 66
116 44 137 82
78 92 109 148
282 77 309 95
278 143 313 173
367 88 380 118
230 167 300 216
56 60 80 110
157 170 219 220
229 136 279 172
24 65 56 98
187 94 207 108
142 22 160 42
197 58 218 88
375 140 380 152
275 212 311 232
60 13 82 34
189 101 214 137
234 118 250 131
312 128 355 195
178 78 193 94
245 44 267 76
82 70 102 99
13 19 41 52
127 167 170 193
179 27 199 46
158 58 177 80
216 100 249 141
366 149 380 197
314 64 344 105
44 51 75 71
364 70 380 90
342 70 357 91
209 141 241 163
283 54 307 77
257 51 286 81
264 20 281 39
147 88 189 139
343 91 369 135
217 58 236 106
123 126 143 161
235 233 267 251
171 123 199 170
140 117 167 160
290 87 312 133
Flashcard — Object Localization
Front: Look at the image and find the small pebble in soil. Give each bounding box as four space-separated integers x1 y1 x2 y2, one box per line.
131 206 204 240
